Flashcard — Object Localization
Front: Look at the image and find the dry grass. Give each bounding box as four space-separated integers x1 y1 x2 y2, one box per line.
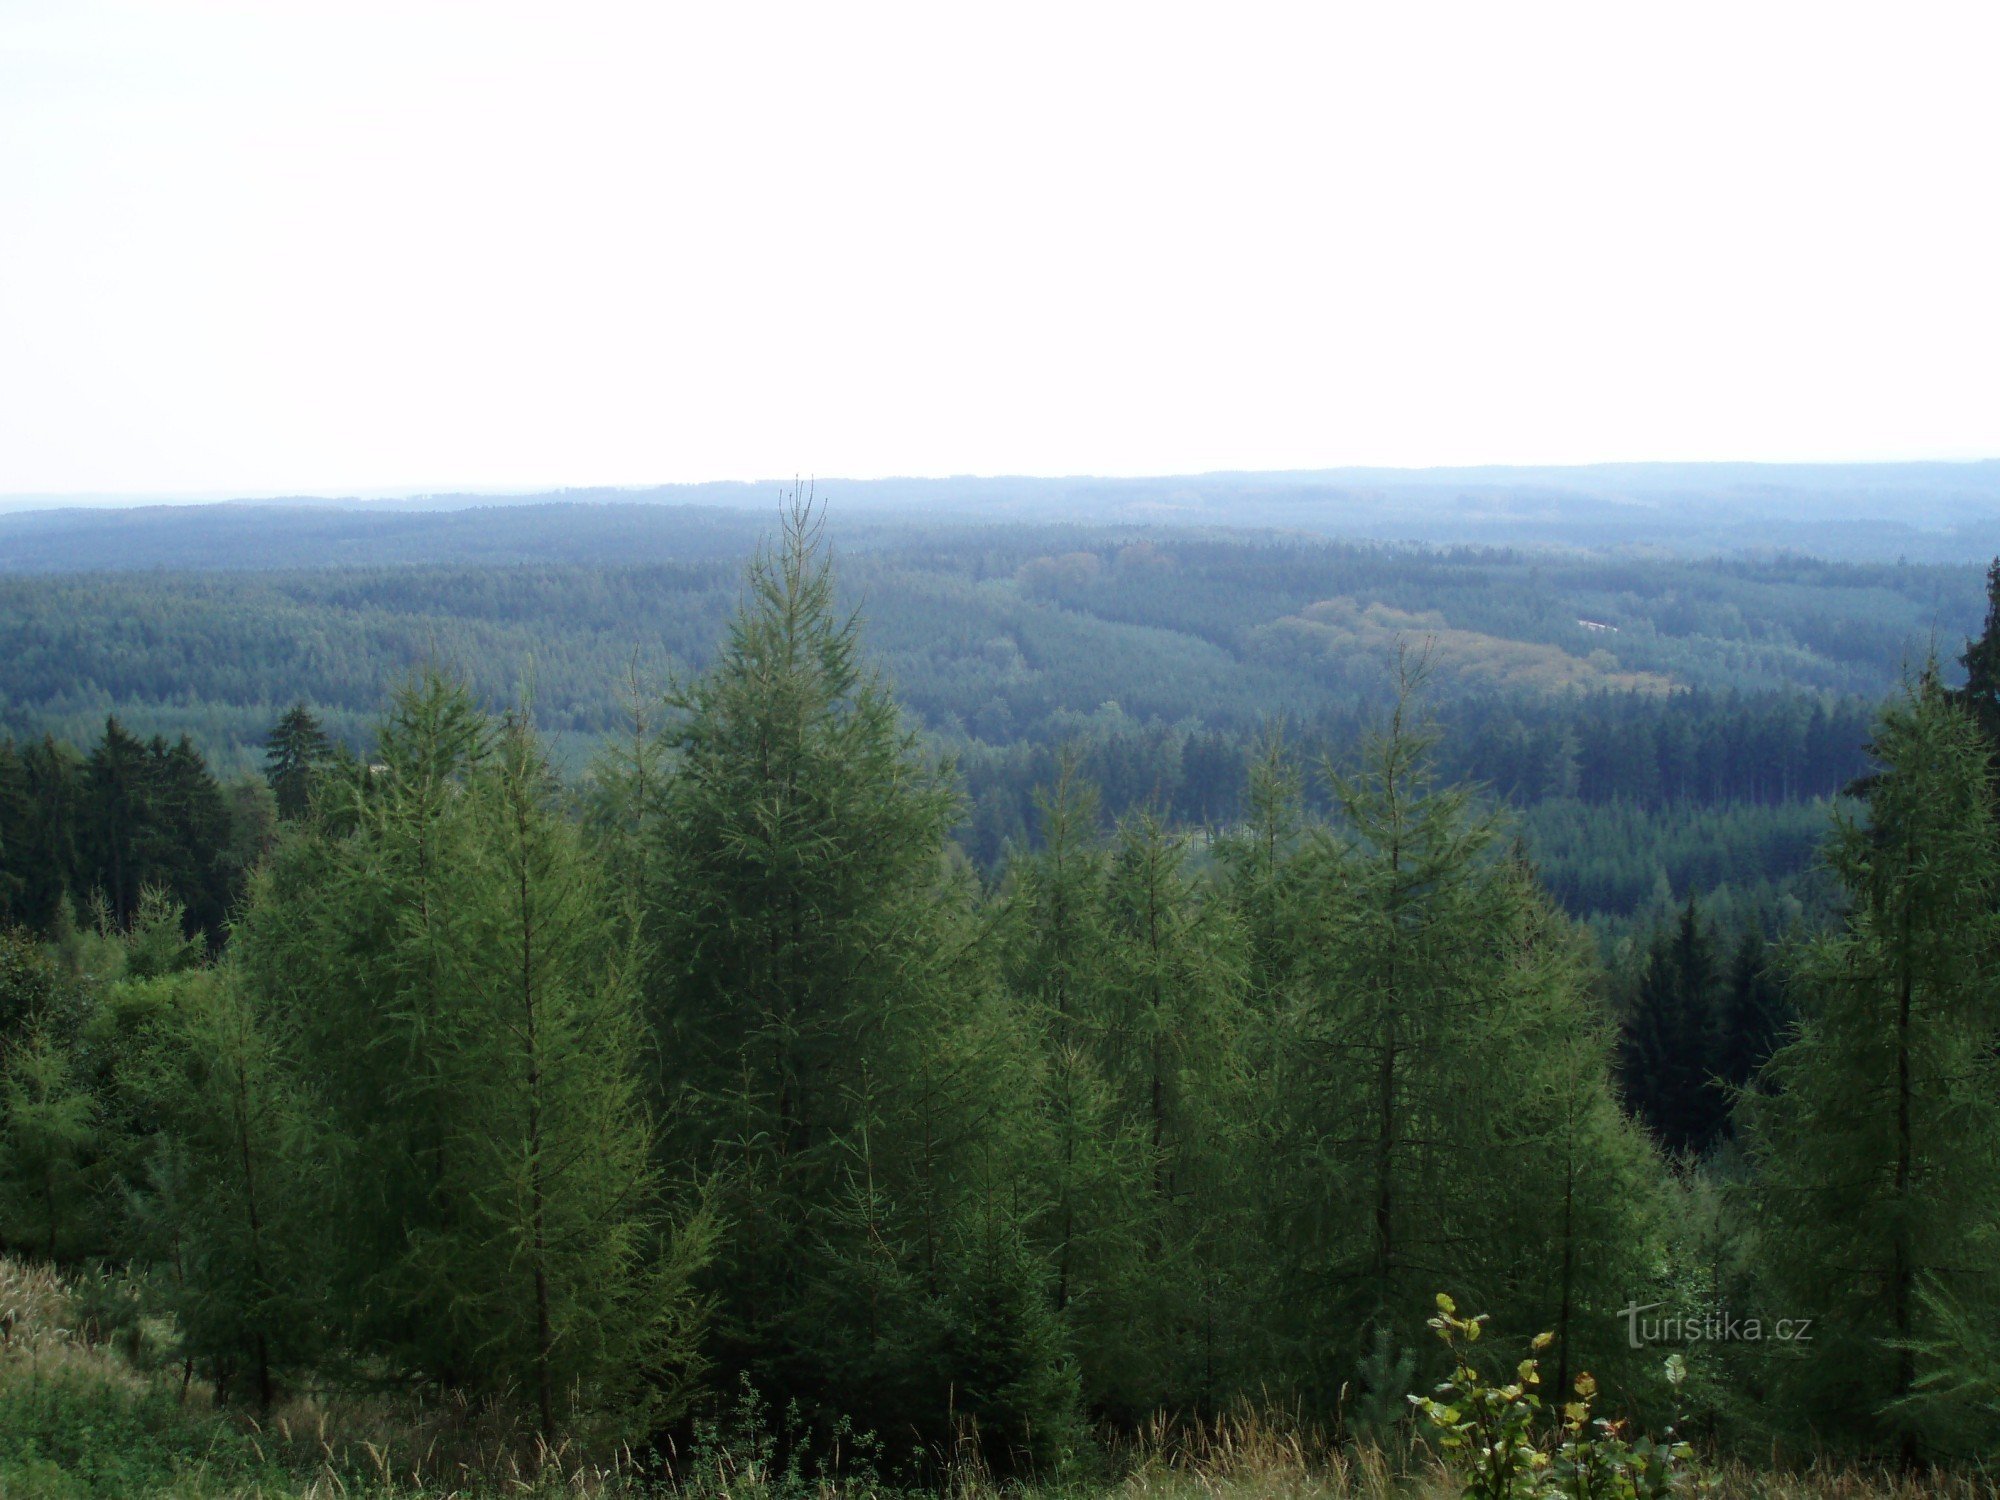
0 1253 156 1397
1113 1410 1449 1500
3 1257 1994 1499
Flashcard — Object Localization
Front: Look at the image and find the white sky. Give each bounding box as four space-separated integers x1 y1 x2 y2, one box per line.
3 1 1998 498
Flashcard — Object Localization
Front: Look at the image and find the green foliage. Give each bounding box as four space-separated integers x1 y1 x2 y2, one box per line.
124 967 321 1408
642 498 1076 1466
0 1027 101 1259
261 702 331 821
1347 1323 1418 1445
1266 670 1666 1405
1740 669 2000 1464
1410 1294 1711 1500
242 674 707 1439
0 1361 282 1499
0 926 68 1049
12 507 2000 1484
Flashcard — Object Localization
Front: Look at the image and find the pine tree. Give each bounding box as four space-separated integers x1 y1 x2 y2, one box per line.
1742 670 2000 1465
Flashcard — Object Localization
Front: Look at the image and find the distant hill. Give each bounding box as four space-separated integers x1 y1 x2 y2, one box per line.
5 460 2000 568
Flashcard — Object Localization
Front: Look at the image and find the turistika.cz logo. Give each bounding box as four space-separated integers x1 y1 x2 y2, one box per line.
1618 1301 1813 1349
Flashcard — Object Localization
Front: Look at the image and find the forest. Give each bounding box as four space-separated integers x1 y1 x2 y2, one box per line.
0 501 1979 955
4 500 2000 1497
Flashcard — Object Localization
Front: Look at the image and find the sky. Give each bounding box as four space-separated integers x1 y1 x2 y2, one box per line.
3 2 1999 499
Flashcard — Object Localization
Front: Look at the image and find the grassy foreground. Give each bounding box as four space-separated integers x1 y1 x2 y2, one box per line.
0 1258 1988 1500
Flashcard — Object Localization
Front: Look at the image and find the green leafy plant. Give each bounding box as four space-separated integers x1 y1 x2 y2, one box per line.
1410 1294 1712 1500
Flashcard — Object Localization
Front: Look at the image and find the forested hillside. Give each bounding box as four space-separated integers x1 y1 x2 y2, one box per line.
6 504 2000 1496
0 507 1979 947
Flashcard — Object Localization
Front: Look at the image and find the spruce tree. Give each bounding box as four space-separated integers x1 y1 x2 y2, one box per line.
1742 670 2000 1465
263 703 333 821
83 718 153 928
13 737 81 934
1620 901 1730 1157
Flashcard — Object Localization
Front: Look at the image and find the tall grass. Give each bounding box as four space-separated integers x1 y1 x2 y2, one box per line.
2 1257 1990 1499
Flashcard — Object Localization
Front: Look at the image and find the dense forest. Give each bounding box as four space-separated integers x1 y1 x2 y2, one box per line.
5 503 2000 1491
0 504 1980 953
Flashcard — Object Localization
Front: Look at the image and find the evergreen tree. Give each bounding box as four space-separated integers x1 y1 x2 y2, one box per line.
643 498 1072 1461
1272 672 1665 1408
1952 556 2000 750
1000 758 1144 1423
236 676 708 1440
1620 901 1731 1157
0 740 26 924
131 968 322 1409
151 737 234 942
1082 809 1253 1416
1716 931 1787 1091
6 738 81 936
1742 671 2000 1464
0 1025 99 1260
83 718 152 929
263 703 333 821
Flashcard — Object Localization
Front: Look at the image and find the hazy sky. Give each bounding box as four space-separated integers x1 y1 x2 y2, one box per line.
4 2 1998 498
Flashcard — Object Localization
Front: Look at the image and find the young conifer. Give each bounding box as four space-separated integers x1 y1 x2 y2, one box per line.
235 675 708 1442
643 496 1071 1460
1741 669 2000 1465
131 967 322 1409
1275 665 1664 1409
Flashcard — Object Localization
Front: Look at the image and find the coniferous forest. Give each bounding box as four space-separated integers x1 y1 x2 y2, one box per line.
6 500 2000 1495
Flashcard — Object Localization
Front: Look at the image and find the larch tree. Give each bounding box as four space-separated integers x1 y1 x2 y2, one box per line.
1273 668 1664 1411
1742 670 2000 1466
999 759 1148 1423
131 966 323 1409
642 496 1072 1462
440 712 712 1442
234 674 708 1442
1084 809 1253 1416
